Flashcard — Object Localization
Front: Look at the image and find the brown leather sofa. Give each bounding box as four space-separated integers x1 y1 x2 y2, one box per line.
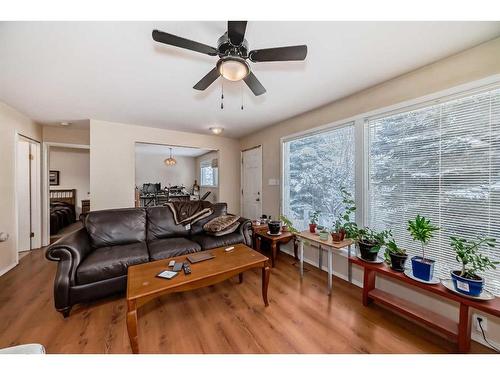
46 202 251 317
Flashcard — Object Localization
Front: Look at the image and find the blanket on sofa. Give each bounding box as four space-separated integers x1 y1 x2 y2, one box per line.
165 201 213 225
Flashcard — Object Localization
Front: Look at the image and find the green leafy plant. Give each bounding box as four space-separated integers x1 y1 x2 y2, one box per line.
309 210 320 225
450 236 498 279
332 187 357 236
407 215 439 260
279 215 298 234
384 238 407 265
343 221 359 239
356 227 391 254
339 187 356 224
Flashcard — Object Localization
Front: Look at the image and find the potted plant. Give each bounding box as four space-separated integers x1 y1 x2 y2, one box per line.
309 210 320 233
356 227 391 262
279 215 298 234
331 220 344 242
449 236 498 296
319 228 329 241
330 187 356 242
407 215 439 281
384 238 408 272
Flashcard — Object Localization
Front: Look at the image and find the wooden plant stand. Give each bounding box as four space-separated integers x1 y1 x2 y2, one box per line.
350 257 500 353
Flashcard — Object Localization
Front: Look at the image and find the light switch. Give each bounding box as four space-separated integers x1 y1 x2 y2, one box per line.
268 178 279 186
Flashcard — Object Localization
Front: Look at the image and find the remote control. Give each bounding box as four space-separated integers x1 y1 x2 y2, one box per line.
182 262 191 275
172 262 183 272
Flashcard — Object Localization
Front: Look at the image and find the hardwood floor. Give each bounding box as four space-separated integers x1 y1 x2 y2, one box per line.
0 247 493 354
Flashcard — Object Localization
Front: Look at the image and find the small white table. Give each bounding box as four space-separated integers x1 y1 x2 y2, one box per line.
295 231 354 295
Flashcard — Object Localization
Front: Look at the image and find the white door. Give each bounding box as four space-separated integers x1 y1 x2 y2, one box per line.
16 138 41 252
16 139 31 252
241 146 262 219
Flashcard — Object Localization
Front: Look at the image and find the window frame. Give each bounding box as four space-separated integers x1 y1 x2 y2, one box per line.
280 120 360 228
280 76 500 245
200 159 218 188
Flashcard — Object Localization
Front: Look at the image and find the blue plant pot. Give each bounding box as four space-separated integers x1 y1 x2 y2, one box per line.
411 256 435 281
450 271 484 296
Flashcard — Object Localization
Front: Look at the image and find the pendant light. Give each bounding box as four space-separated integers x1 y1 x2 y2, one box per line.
164 147 177 166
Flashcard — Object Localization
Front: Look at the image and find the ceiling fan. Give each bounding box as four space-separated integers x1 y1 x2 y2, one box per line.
152 21 307 96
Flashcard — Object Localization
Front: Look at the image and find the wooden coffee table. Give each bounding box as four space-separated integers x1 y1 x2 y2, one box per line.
126 243 270 354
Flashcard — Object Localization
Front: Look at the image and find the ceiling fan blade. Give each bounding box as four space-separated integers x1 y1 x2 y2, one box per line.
249 45 307 62
227 21 247 46
243 72 266 96
152 29 218 56
193 67 220 90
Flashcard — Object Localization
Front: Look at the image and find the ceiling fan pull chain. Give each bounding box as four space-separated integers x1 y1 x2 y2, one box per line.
241 82 244 110
220 78 224 109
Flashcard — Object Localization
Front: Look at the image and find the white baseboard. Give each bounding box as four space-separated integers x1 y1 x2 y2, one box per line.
0 261 18 277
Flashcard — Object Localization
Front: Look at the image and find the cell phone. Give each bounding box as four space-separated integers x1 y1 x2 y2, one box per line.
172 262 183 272
156 270 178 279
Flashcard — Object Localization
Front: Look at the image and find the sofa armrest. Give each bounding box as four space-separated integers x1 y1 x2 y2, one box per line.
45 227 91 311
236 217 252 246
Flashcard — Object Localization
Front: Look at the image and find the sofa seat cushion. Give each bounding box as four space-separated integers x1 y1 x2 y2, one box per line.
148 237 202 261
76 242 149 285
190 232 245 250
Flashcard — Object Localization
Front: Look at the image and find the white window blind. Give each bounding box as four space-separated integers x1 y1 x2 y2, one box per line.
283 123 355 231
368 87 500 295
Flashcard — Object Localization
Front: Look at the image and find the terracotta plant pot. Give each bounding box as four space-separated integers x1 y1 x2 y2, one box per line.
309 223 317 233
331 232 342 242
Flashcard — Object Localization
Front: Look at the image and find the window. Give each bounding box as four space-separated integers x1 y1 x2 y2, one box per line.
200 159 218 187
282 123 355 231
368 88 500 295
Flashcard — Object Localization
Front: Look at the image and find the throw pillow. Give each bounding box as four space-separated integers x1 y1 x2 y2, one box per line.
203 214 240 233
206 221 240 237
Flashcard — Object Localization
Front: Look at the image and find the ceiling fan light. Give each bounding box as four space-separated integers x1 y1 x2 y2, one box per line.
217 57 249 81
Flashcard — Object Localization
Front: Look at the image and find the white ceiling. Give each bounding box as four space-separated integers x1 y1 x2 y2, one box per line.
135 142 212 157
0 21 499 138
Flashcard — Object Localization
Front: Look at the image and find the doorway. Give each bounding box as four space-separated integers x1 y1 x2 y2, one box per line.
241 146 262 220
16 135 41 256
43 143 90 245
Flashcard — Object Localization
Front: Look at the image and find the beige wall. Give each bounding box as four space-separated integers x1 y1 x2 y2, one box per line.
49 147 90 216
0 102 42 275
240 37 500 219
90 120 240 213
240 37 500 348
43 125 90 145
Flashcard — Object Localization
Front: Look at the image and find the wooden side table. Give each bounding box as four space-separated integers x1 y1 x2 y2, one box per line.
349 256 500 353
253 228 297 267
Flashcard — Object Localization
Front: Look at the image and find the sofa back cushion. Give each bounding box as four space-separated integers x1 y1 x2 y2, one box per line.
85 208 146 248
146 206 190 240
190 202 227 235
